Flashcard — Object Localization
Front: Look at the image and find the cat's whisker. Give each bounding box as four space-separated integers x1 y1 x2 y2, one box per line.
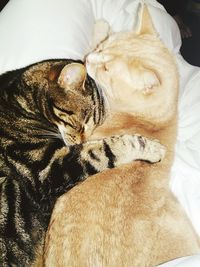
27 125 62 140
34 130 62 140
29 125 58 134
38 132 62 140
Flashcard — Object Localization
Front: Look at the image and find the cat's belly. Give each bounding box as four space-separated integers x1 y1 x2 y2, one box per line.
44 162 200 267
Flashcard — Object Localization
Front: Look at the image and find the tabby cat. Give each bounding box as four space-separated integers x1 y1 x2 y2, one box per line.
0 59 165 266
43 5 200 267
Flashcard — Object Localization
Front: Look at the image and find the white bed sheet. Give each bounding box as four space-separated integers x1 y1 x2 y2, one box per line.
171 54 200 237
158 255 200 267
0 0 200 266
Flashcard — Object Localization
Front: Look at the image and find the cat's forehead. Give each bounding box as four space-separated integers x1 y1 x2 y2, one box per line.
97 32 132 49
96 35 160 60
53 88 93 111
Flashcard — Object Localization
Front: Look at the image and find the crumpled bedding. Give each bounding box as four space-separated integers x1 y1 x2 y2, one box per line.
171 54 200 238
0 0 199 266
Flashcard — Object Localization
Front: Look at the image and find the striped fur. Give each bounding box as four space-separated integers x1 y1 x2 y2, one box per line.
0 59 165 266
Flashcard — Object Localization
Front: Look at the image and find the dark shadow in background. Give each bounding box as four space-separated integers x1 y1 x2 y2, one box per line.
0 0 9 12
158 0 200 67
181 2 200 67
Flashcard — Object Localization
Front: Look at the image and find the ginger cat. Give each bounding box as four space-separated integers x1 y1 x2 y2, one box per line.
43 5 200 267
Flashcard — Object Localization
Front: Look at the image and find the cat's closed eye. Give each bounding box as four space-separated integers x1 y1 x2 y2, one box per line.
53 106 73 120
53 104 75 116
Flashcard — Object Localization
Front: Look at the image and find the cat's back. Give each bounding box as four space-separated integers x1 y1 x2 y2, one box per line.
44 162 200 267
44 114 200 267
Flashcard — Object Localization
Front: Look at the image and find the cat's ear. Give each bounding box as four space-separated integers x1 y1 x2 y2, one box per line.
58 63 86 90
136 4 157 36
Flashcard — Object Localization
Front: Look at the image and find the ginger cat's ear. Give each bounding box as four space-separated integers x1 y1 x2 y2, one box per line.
136 4 157 36
57 63 86 91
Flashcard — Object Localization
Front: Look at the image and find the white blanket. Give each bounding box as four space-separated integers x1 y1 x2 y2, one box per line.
0 0 200 265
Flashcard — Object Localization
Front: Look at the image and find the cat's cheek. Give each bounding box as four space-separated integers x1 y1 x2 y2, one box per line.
95 72 113 99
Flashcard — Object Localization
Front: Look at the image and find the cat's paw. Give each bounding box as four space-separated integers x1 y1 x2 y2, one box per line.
104 134 165 166
135 135 166 163
95 19 110 34
116 134 166 163
90 19 110 51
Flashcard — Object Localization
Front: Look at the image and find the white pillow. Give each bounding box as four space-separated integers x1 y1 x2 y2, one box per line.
158 254 200 267
0 0 181 74
0 0 95 74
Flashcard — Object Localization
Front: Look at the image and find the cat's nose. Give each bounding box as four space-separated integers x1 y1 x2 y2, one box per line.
80 131 92 142
80 133 86 142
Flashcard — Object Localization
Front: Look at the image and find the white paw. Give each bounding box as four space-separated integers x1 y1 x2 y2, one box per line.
144 139 166 163
94 19 110 37
91 19 110 50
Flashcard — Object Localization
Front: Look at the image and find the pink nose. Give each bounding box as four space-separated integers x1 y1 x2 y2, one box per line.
80 133 85 142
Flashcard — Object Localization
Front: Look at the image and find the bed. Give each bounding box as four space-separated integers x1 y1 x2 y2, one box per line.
0 0 200 266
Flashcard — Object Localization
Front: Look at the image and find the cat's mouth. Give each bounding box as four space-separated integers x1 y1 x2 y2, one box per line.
57 125 81 146
130 65 161 95
62 133 83 146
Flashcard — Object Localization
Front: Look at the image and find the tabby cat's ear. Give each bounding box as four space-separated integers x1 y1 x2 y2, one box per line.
58 63 86 91
136 4 157 36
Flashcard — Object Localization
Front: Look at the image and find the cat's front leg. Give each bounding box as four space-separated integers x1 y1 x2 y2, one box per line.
40 135 165 199
80 134 165 173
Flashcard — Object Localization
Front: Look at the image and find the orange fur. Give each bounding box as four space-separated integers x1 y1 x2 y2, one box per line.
43 5 200 266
